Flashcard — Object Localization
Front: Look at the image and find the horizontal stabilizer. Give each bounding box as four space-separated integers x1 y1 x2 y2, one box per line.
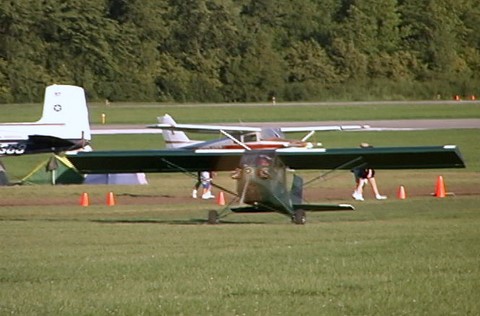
293 203 355 212
29 135 76 148
229 204 354 213
230 206 272 213
28 135 85 153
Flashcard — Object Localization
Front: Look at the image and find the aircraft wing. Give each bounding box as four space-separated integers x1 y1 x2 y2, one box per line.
149 123 261 134
150 123 365 134
276 145 465 170
67 145 465 174
67 149 244 173
280 125 366 132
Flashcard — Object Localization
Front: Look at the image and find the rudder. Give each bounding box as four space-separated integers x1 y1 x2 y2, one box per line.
37 85 91 141
158 114 192 148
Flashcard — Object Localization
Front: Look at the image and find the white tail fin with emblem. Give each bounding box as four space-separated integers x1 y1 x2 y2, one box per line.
159 114 195 148
36 85 91 141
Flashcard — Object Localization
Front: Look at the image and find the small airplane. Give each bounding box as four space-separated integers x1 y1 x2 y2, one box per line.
67 138 465 224
152 114 368 150
0 84 91 157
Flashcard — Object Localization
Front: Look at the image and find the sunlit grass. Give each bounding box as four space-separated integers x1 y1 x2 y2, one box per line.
1 197 479 315
1 101 480 124
1 101 479 315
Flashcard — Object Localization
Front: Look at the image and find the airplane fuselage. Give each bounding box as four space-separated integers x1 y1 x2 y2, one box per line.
0 85 91 157
0 142 28 156
0 137 85 156
232 151 294 216
187 138 310 150
1 124 57 155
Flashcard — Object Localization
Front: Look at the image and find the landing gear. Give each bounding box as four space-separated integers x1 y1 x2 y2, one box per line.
207 210 219 224
292 210 306 225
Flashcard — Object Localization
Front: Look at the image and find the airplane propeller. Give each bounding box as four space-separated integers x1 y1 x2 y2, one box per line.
238 176 250 205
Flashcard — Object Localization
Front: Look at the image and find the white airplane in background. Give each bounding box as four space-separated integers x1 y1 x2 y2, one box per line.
151 114 367 150
0 84 91 157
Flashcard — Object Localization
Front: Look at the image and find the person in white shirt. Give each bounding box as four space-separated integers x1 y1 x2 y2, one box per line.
200 171 215 199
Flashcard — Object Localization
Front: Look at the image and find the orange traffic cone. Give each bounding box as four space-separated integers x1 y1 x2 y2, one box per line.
80 192 89 207
434 176 446 198
217 191 225 206
397 186 406 200
106 192 116 206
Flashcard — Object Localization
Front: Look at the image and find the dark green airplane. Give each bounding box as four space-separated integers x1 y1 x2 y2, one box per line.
67 145 465 224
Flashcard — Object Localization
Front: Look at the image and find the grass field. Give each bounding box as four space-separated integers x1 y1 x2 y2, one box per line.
1 197 479 315
1 101 480 124
1 102 479 315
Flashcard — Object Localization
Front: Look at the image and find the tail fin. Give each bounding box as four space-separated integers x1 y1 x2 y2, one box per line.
158 114 193 148
290 174 304 204
36 85 91 141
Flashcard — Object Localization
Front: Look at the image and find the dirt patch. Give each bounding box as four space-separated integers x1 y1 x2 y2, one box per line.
1 185 477 207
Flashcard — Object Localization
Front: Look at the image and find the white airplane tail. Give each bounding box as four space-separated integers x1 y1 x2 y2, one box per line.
36 85 91 141
159 114 195 148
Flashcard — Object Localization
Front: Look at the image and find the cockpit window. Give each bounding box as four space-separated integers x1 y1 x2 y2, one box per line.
239 151 276 167
260 128 284 139
242 133 258 142
256 155 272 167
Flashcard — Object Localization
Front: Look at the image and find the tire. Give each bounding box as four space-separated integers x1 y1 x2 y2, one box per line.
207 210 218 225
293 210 306 225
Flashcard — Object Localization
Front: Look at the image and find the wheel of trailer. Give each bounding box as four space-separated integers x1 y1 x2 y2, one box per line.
293 210 306 225
207 210 219 224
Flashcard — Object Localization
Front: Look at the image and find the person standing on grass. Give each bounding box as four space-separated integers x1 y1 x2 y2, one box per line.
200 171 215 199
192 171 201 198
351 143 387 201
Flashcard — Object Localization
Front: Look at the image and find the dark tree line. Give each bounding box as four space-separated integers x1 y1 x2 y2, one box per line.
1 0 479 103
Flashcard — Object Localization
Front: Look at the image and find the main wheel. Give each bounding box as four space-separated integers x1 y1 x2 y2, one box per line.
207 210 219 224
293 210 306 225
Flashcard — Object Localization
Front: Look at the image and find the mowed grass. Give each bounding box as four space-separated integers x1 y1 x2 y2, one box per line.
1 102 480 315
1 198 479 315
1 101 480 124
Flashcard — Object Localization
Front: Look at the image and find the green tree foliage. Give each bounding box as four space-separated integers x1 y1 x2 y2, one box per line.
398 0 480 96
0 0 479 103
285 40 341 100
157 0 240 102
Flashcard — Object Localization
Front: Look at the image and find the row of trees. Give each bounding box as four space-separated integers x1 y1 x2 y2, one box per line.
1 0 479 103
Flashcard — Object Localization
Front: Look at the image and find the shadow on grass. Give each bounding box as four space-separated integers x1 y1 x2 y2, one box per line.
90 218 269 225
0 217 270 225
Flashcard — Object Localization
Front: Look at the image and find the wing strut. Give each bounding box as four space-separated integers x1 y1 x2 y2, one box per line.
303 156 366 187
301 130 315 142
159 158 237 196
220 130 251 150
